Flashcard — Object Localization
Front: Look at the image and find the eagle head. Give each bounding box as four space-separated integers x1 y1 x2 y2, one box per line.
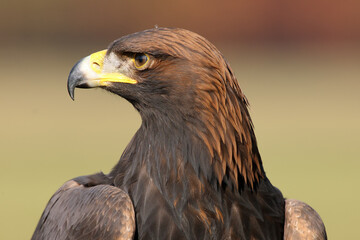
68 27 264 190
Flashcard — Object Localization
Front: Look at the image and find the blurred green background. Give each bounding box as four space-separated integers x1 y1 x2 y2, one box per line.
1 0 359 239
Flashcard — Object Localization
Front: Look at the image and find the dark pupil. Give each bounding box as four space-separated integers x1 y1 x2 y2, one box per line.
135 53 147 66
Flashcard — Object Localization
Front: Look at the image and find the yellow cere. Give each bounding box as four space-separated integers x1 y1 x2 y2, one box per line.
90 50 107 73
89 50 137 85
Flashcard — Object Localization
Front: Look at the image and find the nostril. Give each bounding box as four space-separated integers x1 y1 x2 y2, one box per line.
89 50 107 73
92 62 101 70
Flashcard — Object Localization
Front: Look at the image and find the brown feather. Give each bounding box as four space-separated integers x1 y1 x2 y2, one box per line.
35 27 326 240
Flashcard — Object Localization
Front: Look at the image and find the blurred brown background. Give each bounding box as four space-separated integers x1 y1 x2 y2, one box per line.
1 0 359 239
2 0 360 44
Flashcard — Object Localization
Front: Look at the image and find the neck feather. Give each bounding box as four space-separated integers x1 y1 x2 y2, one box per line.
111 63 265 192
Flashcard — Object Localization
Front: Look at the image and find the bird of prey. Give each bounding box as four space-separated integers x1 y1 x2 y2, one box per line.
32 28 327 240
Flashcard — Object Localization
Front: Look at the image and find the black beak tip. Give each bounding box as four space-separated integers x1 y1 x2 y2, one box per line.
67 76 75 100
67 75 76 101
67 60 83 101
69 88 75 101
67 78 75 100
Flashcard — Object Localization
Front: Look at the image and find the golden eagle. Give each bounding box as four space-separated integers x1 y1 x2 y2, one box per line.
32 28 327 240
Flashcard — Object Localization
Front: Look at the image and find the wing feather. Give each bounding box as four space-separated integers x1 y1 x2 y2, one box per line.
284 199 327 240
32 180 135 240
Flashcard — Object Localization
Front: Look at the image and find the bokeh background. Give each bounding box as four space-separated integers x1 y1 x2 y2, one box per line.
1 0 359 239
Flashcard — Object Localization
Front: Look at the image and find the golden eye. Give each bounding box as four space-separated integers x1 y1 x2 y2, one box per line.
133 53 149 69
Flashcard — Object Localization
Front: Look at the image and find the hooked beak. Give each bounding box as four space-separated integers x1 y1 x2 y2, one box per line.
67 50 137 100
